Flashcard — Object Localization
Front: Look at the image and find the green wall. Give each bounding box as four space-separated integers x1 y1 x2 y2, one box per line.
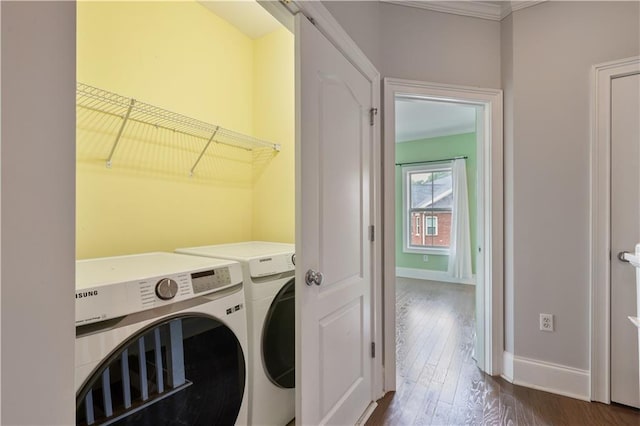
396 132 477 273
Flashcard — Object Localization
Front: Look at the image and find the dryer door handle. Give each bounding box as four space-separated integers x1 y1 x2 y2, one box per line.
305 269 324 286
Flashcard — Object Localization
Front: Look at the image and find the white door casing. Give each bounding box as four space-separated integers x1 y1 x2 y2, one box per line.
475 104 486 370
295 13 375 426
383 79 504 390
590 56 640 403
609 73 640 408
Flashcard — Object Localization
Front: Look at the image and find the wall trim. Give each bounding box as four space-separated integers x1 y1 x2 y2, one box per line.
590 56 640 403
501 1 547 19
503 351 590 401
382 0 502 21
380 0 547 22
355 401 378 425
513 355 591 402
396 267 476 285
502 351 514 382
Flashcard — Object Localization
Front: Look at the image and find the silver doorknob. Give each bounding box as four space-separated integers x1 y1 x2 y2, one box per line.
305 269 324 286
618 251 631 263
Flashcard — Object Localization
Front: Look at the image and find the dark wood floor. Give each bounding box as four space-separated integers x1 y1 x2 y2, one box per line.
366 278 640 426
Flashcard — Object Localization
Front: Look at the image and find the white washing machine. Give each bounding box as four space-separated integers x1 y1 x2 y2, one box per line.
176 242 295 426
75 252 249 425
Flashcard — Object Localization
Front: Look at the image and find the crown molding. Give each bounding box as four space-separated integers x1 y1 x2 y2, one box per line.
380 1 547 21
382 0 503 20
501 1 547 19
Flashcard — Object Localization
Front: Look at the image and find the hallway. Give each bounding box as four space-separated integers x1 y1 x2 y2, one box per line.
366 278 640 425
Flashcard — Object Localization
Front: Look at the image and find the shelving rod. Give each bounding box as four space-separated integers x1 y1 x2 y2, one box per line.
189 127 219 177
106 98 135 168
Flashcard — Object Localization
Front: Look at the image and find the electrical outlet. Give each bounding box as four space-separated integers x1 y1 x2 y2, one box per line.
540 313 554 332
423 255 429 262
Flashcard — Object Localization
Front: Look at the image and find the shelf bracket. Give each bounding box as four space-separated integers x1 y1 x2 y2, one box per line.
106 98 135 168
189 127 220 177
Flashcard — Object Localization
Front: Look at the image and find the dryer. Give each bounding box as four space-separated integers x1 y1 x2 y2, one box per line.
75 252 248 425
176 242 295 426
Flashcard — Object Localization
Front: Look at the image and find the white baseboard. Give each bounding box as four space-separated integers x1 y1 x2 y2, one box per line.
502 351 514 382
396 267 476 285
356 401 378 425
502 352 590 401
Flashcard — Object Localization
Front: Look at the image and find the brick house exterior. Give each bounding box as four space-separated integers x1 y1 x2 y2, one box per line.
410 210 451 247
408 173 453 249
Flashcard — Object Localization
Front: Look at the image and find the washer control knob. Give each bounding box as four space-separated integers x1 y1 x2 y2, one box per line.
291 253 296 266
156 278 179 300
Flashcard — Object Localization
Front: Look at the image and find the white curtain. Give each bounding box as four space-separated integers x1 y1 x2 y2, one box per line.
448 158 472 280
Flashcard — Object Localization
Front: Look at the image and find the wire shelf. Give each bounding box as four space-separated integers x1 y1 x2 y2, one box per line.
76 82 280 174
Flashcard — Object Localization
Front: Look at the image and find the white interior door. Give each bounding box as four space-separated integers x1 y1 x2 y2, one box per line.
295 13 374 425
610 72 640 409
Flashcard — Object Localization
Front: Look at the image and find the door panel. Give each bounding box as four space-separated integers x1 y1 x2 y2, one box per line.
320 298 363 412
611 72 640 408
296 13 373 425
319 77 364 286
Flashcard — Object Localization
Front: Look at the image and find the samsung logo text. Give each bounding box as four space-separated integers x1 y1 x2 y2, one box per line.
76 290 98 299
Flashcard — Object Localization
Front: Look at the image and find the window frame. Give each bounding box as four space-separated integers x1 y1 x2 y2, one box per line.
425 215 438 236
401 162 452 255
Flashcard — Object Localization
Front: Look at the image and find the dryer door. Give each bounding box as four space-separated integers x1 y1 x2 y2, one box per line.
262 278 295 388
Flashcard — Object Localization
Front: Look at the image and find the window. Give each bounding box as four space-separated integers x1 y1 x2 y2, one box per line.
402 163 453 253
425 216 438 236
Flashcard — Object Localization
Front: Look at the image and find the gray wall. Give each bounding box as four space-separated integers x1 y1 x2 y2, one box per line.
323 0 381 70
1 2 76 424
379 3 501 89
324 1 502 88
506 1 640 369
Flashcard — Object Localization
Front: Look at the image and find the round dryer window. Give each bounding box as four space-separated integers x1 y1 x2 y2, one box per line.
261 278 295 388
76 315 245 425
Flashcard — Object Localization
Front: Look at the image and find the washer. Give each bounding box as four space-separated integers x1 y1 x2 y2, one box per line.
176 242 295 426
75 252 248 425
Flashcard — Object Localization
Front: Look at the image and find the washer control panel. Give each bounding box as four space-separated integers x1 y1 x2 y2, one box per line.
191 267 231 294
76 259 241 327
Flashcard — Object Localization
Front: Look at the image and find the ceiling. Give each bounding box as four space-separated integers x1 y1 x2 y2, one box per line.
395 98 477 143
199 1 282 39
381 0 547 21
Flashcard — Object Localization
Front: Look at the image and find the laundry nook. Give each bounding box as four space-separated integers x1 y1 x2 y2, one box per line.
74 1 294 424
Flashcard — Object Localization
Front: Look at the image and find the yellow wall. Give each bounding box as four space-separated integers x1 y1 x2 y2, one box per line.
252 28 295 243
76 1 293 258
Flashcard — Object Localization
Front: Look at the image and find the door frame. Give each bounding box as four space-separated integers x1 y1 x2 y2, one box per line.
383 78 504 391
589 56 640 403
261 0 385 407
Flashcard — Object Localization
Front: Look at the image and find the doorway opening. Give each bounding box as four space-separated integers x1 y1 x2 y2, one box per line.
395 98 478 284
382 79 504 395
393 97 481 415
